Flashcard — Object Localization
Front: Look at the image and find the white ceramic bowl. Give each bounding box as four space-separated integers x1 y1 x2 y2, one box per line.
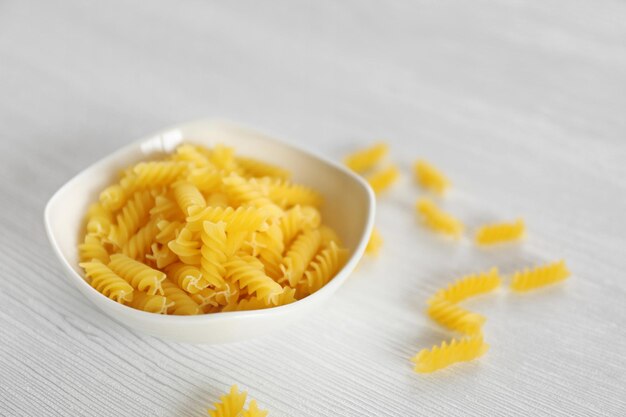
44 120 375 344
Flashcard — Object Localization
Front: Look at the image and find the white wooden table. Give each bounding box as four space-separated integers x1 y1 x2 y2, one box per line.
1 1 625 415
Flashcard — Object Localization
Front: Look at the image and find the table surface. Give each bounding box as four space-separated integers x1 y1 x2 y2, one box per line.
1 1 625 416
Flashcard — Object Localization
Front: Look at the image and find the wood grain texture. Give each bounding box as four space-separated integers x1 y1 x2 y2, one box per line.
1 0 625 415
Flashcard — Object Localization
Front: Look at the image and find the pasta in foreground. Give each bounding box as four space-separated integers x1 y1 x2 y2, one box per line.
78 143 348 315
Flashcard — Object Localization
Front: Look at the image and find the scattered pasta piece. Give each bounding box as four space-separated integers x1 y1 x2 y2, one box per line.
411 333 489 373
426 298 485 335
367 165 400 194
510 260 570 292
414 160 450 194
365 227 383 256
79 143 348 315
433 267 501 304
208 385 268 417
475 219 525 245
416 198 464 238
343 142 388 173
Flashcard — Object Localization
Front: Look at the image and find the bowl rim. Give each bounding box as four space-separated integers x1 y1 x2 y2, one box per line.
43 118 376 324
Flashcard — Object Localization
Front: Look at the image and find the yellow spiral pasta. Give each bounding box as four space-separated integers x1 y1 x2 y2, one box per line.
416 197 464 238
414 160 450 195
426 298 485 335
166 262 209 294
173 181 206 214
79 142 347 315
108 253 166 295
208 385 247 417
79 235 110 264
108 190 154 247
80 261 133 304
224 256 283 302
123 218 159 260
433 268 501 304
412 333 489 373
161 280 201 315
133 161 188 188
366 165 400 194
281 229 322 287
510 260 570 292
130 293 172 314
242 400 268 417
343 142 388 173
200 221 229 289
475 219 525 245
296 241 348 298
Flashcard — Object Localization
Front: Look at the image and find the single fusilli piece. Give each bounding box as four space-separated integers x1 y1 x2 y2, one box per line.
130 293 173 314
344 142 388 173
186 206 271 234
426 298 485 335
79 235 110 264
200 221 229 289
132 161 188 188
208 385 247 417
173 181 206 215
188 166 223 192
166 262 209 294
281 229 322 287
510 260 570 292
366 165 400 194
85 203 113 238
416 197 464 238
168 227 201 265
108 253 166 295
108 190 154 247
433 268 501 304
123 218 159 260
222 287 297 312
80 261 134 304
161 280 201 315
475 219 525 245
173 144 211 167
225 256 283 303
414 160 450 194
262 179 323 208
253 223 285 280
411 333 489 373
296 241 348 298
279 205 321 247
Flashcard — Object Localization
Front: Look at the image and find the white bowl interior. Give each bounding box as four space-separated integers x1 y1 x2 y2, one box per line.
44 120 375 343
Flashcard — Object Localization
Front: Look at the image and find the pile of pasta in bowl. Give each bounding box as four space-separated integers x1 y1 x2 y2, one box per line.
78 143 348 315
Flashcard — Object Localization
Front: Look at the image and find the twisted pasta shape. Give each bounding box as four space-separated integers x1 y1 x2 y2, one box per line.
108 254 166 295
343 142 388 173
146 243 178 269
366 165 400 194
150 194 184 221
416 197 464 238
411 333 489 373
296 241 347 297
475 219 525 245
168 227 201 265
108 190 154 247
510 260 570 292
155 219 183 244
208 385 247 417
99 174 135 211
279 205 321 246
426 298 485 335
80 261 134 304
262 179 323 208
222 287 296 312
225 256 283 302
85 203 113 237
236 156 290 180
188 166 223 192
434 268 501 304
200 221 228 289
186 206 271 234
173 181 206 214
254 223 284 280
222 174 282 217
242 400 268 417
209 144 240 173
161 279 201 315
123 218 159 260
173 144 211 167
79 235 110 264
281 229 321 287
166 262 209 294
319 225 342 248
130 292 172 314
133 161 187 188
414 160 450 195
190 288 220 313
